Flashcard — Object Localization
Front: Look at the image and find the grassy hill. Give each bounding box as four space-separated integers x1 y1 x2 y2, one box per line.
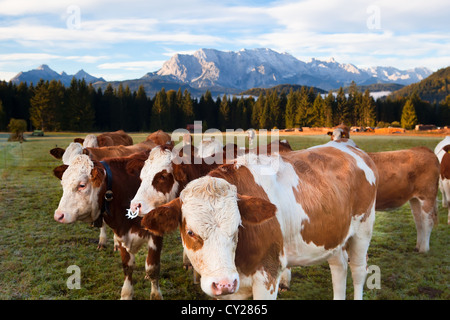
391 66 450 103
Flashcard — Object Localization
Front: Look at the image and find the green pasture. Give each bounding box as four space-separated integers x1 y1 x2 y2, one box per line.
0 132 448 300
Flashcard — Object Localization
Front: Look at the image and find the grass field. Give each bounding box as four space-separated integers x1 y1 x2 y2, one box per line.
0 132 448 300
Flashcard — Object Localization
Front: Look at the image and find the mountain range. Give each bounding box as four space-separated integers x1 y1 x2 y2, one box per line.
10 64 105 87
9 48 433 95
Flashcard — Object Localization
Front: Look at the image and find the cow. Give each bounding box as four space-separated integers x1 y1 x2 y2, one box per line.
80 130 134 148
127 139 293 288
139 140 379 300
330 130 439 252
327 124 350 141
50 140 157 165
369 147 439 252
52 152 163 300
146 130 172 146
49 138 158 249
141 178 286 299
435 136 450 224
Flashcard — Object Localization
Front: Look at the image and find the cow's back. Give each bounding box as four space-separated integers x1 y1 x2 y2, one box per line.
281 145 378 250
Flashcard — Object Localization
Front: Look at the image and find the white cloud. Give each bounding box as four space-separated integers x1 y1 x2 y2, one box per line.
98 60 165 71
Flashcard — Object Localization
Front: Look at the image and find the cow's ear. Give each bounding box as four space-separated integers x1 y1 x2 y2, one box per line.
50 147 65 160
91 162 105 188
74 138 84 144
141 198 182 236
53 165 69 180
237 194 277 225
327 131 333 136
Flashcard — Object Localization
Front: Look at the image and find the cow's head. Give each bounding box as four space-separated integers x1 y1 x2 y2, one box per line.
53 154 105 223
50 142 87 165
140 176 277 298
129 146 179 215
327 124 350 141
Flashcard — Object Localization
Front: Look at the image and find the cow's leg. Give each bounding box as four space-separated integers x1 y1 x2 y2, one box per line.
347 206 375 300
327 249 348 300
118 243 135 300
409 198 436 252
439 178 447 208
252 269 279 300
279 267 291 291
146 235 163 300
183 249 201 284
97 222 108 250
442 179 450 224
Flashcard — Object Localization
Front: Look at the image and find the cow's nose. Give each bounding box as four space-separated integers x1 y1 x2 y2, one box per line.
129 202 142 213
54 210 65 223
211 278 238 296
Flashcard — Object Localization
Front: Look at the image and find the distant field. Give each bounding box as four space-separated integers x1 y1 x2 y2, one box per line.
0 132 448 300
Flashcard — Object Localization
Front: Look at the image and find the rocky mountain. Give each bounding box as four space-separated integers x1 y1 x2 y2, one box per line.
143 48 432 91
10 64 105 86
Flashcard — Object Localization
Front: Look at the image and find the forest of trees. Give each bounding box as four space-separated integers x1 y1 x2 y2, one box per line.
1 78 450 133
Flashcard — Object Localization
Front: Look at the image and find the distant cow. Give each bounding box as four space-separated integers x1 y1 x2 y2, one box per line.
50 140 157 165
435 136 450 224
327 124 350 141
146 130 172 146
80 130 133 148
369 147 439 252
53 152 163 300
140 140 378 299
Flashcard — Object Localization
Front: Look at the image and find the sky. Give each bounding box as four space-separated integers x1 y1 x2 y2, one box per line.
0 0 449 82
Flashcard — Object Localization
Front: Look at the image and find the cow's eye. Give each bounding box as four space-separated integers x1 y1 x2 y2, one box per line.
187 229 195 237
78 183 87 190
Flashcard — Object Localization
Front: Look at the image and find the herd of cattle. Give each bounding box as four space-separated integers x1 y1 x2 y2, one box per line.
49 127 450 300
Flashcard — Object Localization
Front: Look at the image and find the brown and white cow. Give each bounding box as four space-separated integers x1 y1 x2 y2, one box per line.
435 136 450 224
81 130 134 148
53 152 163 300
142 177 286 299
140 140 379 300
329 130 439 252
369 147 439 252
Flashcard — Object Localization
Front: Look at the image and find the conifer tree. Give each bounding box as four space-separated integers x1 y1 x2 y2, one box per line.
401 98 418 129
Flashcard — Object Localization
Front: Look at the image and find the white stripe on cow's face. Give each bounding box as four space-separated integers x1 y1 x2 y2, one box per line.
54 155 101 223
130 147 179 215
179 176 241 297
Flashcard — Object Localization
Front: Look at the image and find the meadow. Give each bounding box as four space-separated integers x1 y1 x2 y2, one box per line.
0 131 448 300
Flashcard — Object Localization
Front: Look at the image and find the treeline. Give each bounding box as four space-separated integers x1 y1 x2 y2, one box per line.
1 78 450 133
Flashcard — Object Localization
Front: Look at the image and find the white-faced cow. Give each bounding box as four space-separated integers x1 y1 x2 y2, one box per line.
142 177 286 299
140 140 379 300
53 152 163 300
435 136 450 224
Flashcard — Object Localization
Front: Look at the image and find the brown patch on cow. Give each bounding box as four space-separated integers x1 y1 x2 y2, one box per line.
53 164 69 180
50 147 65 160
83 140 156 162
283 147 377 250
146 130 172 146
235 195 283 287
141 198 182 236
441 152 450 180
91 162 106 188
209 165 270 201
125 150 151 176
74 138 85 144
180 218 204 251
152 169 175 194
97 130 133 147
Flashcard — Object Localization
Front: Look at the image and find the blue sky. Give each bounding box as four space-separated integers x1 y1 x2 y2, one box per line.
0 0 449 81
